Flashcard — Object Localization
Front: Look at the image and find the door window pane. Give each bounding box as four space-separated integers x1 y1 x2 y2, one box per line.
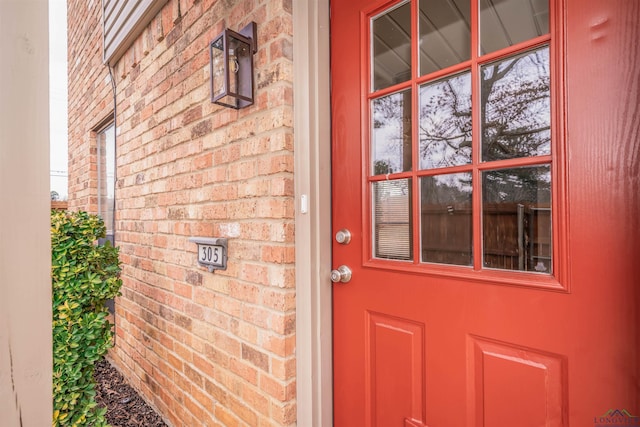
419 71 472 169
372 1 412 91
482 165 551 272
366 1 557 274
419 0 471 75
373 179 413 260
481 46 550 162
480 0 549 54
421 173 472 265
372 90 412 174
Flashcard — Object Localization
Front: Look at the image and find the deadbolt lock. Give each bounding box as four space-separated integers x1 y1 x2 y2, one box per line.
335 229 352 245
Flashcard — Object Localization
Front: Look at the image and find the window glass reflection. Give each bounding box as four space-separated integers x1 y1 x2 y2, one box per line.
421 173 472 266
482 165 551 273
373 179 413 261
419 72 472 169
98 123 116 239
372 1 412 91
419 0 471 75
482 46 550 162
372 90 412 174
480 0 549 54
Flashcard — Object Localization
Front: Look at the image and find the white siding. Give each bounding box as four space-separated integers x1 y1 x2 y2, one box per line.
103 0 168 65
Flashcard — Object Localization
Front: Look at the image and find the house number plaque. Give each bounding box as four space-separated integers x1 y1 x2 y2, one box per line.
189 237 228 272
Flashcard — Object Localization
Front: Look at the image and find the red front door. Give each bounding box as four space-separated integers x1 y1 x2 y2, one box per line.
331 0 639 426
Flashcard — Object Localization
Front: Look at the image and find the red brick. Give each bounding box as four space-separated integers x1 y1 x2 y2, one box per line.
241 343 270 372
184 362 204 388
185 302 205 320
167 353 183 371
260 245 295 264
262 333 295 358
228 394 259 426
214 404 241 427
271 356 296 381
261 289 296 312
271 311 296 335
259 374 289 401
229 318 258 344
229 281 262 303
229 357 258 385
241 305 271 329
68 0 297 425
174 341 193 363
270 401 297 425
193 352 216 378
205 379 228 406
241 384 270 417
191 384 214 413
173 281 192 299
239 264 270 286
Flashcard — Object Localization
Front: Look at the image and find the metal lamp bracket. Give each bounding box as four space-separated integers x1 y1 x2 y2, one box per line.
238 22 258 54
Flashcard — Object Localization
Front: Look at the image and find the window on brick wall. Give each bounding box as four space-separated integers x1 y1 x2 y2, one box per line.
97 121 116 316
97 122 116 244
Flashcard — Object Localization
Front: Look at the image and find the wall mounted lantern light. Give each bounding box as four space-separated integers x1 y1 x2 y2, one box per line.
210 22 257 109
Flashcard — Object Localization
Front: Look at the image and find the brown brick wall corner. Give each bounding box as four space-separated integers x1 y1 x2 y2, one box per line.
67 0 296 425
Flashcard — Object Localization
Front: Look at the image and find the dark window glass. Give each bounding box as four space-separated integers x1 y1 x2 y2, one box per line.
482 46 551 162
482 165 551 272
373 2 412 91
98 123 116 243
421 173 473 266
480 0 549 54
372 90 412 174
419 72 472 169
419 0 471 75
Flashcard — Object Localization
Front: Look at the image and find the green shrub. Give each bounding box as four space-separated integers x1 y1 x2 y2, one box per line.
51 211 122 426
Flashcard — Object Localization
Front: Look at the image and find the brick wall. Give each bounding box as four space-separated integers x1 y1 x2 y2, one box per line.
67 0 296 425
67 0 114 213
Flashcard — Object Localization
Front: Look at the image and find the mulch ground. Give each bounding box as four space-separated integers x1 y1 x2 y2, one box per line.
94 358 168 427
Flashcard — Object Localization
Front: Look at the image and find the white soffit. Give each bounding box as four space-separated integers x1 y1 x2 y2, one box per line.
103 0 169 66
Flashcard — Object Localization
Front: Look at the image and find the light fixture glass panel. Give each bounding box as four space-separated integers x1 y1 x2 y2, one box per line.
419 71 472 169
481 46 551 162
372 1 412 91
211 37 226 99
372 89 412 175
419 0 471 75
421 173 472 266
373 179 413 261
228 47 239 94
210 29 254 109
482 165 552 273
480 0 549 54
230 37 251 99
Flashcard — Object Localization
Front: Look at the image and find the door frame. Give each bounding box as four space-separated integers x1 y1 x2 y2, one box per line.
293 1 333 426
293 1 640 426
